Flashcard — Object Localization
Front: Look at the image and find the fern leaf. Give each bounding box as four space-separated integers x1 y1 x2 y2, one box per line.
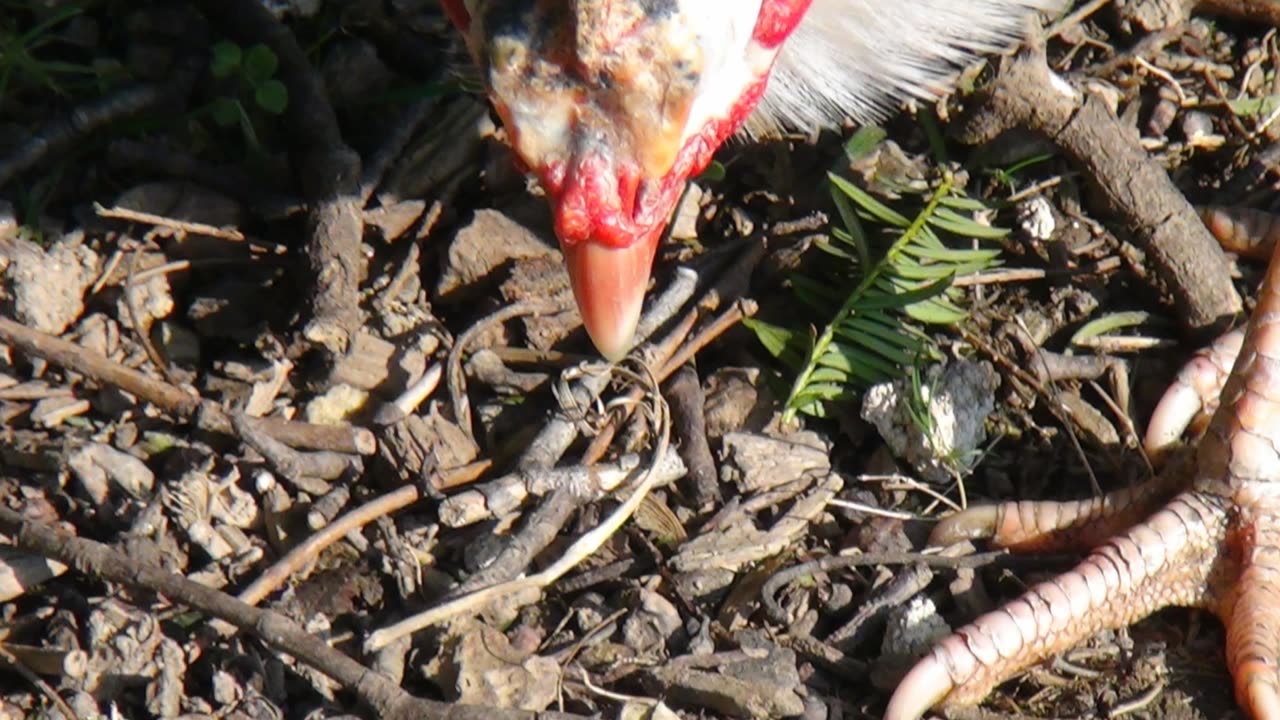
747 151 1008 421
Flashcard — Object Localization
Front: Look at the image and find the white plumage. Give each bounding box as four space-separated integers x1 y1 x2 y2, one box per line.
446 0 1069 358
749 0 1066 135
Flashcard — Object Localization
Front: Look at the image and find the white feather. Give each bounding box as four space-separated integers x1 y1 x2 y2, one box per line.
749 0 1066 136
678 0 771 149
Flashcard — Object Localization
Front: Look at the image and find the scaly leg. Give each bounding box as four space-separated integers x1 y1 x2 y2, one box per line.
886 229 1280 720
1145 206 1280 456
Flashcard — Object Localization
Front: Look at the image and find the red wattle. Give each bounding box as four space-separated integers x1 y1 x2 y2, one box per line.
752 0 814 47
553 152 633 247
545 72 771 255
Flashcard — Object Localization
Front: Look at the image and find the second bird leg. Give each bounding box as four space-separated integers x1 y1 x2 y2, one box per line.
885 244 1280 720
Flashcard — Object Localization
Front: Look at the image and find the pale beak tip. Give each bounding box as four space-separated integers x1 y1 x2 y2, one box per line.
562 238 658 362
582 304 642 362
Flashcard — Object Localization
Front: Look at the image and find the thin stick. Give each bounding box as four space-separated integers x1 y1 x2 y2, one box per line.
447 299 561 443
94 202 248 242
581 299 756 464
231 460 489 616
0 507 596 720
0 317 375 455
237 484 420 608
365 365 672 653
0 645 80 720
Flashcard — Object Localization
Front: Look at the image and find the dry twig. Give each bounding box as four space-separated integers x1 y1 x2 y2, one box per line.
364 361 673 652
0 316 375 455
0 507 586 720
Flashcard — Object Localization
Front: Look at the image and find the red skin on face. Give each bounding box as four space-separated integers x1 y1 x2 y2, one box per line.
752 0 813 47
441 1 811 355
545 67 773 252
441 1 810 254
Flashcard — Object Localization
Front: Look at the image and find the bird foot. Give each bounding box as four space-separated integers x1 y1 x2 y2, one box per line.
886 241 1280 720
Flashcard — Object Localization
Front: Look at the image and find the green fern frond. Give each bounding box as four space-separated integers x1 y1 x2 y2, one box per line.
747 133 1009 422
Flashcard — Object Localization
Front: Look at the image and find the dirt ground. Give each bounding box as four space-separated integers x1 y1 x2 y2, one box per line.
2 0 1280 718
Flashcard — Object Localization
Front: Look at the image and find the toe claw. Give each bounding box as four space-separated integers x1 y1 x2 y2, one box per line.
1240 671 1280 720
884 653 953 720
1144 379 1207 456
1144 327 1244 457
929 505 999 546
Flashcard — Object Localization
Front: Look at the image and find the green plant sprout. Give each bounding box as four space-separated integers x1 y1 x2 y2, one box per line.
747 126 1008 421
0 3 104 102
986 151 1055 190
903 363 985 483
208 40 288 150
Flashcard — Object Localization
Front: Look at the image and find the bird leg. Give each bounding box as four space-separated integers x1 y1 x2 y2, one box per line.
1143 206 1280 455
886 235 1280 719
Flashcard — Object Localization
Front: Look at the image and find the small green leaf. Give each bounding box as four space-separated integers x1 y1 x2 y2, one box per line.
890 258 966 281
938 195 991 212
829 226 860 251
745 318 811 372
843 125 888 163
696 161 726 183
243 44 279 85
1069 311 1154 346
831 191 870 267
817 343 897 384
254 79 288 114
841 330 919 367
928 207 1009 239
744 318 800 359
210 41 241 79
838 315 928 353
903 243 1001 264
1229 95 1280 118
789 273 843 307
860 276 953 310
829 174 911 227
211 96 241 127
171 610 206 629
809 367 851 385
998 152 1056 178
904 296 968 325
792 382 856 407
787 394 829 417
814 237 858 260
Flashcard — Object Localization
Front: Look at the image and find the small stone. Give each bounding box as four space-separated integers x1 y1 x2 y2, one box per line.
211 670 241 706
364 200 428 242
874 594 952 691
861 360 1000 483
153 321 201 367
452 623 561 711
647 645 805 719
719 431 831 492
67 443 155 505
1 235 99 335
436 210 557 298
30 396 91 427
880 595 950 659
669 183 703 240
1018 195 1056 242
304 384 369 425
621 590 683 653
0 199 17 241
571 592 609 634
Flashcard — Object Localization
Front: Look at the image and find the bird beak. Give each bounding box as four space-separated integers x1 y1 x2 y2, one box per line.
465 2 708 360
561 232 660 361
545 140 683 361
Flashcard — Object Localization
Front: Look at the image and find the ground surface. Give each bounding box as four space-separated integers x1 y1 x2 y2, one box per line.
1 0 1278 718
